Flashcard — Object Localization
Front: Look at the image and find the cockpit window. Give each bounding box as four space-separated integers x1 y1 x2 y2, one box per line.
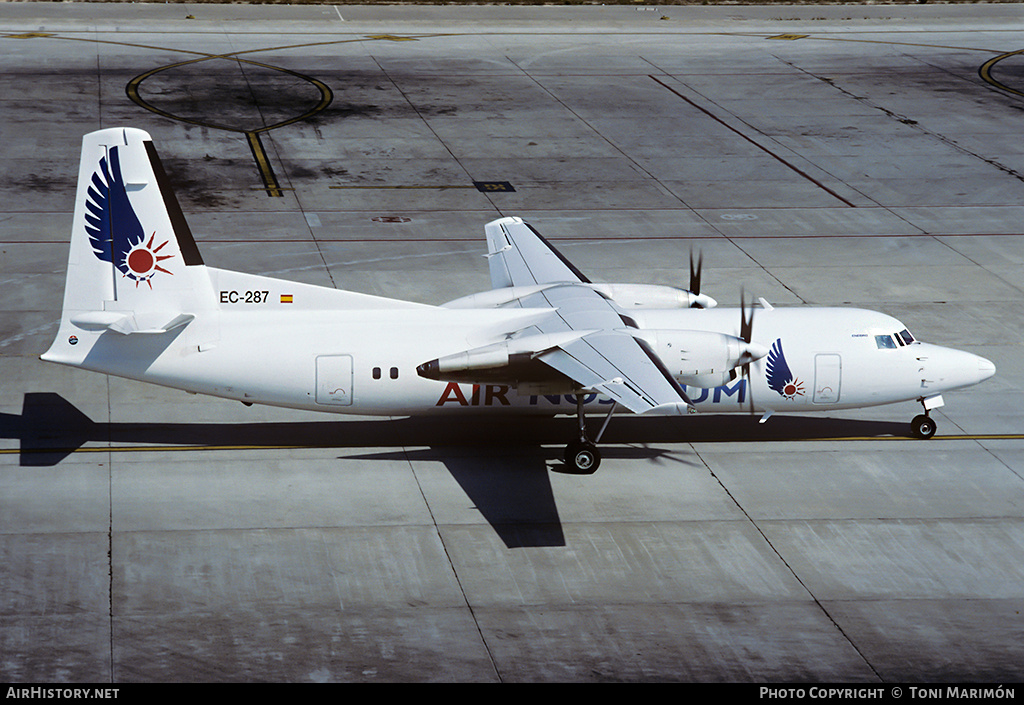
875 334 897 349
898 329 915 345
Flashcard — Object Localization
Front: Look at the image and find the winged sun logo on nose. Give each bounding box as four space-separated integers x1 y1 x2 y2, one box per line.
766 338 805 400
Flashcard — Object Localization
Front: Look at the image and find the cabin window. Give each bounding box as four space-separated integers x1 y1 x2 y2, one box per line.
875 335 897 349
390 367 399 379
372 367 382 380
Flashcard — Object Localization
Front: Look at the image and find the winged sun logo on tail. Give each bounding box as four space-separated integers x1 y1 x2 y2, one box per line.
766 338 805 400
85 147 173 288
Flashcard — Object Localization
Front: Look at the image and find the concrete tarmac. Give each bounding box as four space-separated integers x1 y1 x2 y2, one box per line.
2 1 1023 682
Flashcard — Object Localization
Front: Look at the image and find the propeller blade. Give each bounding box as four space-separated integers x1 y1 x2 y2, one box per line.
689 248 703 308
739 290 756 415
740 289 754 344
689 249 702 295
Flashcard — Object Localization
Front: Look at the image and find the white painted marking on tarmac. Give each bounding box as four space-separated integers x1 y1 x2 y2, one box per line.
0 320 59 348
334 6 345 22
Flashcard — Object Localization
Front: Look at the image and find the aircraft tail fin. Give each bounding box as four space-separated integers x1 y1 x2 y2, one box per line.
43 127 214 364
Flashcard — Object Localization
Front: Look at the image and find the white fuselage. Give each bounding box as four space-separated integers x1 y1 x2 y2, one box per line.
47 296 993 418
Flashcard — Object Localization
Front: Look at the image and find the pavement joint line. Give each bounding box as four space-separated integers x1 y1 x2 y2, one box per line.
649 74 859 209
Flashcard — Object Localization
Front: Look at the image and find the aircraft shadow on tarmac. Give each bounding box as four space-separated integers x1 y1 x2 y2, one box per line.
5 393 909 548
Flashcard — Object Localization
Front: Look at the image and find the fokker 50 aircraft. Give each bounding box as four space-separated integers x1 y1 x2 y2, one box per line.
42 128 996 473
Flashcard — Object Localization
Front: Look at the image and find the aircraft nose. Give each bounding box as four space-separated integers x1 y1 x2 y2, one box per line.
919 344 996 391
978 355 996 382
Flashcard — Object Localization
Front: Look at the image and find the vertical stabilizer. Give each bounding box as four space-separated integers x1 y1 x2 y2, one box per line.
43 128 213 364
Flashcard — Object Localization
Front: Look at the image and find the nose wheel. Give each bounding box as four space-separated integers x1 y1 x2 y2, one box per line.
911 395 944 439
911 413 937 439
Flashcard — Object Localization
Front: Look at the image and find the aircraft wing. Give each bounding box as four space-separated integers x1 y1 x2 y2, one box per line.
423 217 694 413
487 218 692 412
485 216 590 288
517 285 692 414
538 333 692 414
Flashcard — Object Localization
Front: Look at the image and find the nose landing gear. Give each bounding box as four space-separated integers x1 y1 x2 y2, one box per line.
911 413 937 440
911 395 942 439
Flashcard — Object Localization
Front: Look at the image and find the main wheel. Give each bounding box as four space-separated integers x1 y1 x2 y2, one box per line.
563 440 601 474
911 414 937 440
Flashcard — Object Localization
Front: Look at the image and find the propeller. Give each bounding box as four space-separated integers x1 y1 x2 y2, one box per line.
739 289 756 415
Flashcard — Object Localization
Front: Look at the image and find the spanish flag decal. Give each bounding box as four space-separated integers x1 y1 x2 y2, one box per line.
280 294 293 304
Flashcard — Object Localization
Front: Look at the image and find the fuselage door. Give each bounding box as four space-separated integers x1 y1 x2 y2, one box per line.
316 354 353 406
813 353 841 404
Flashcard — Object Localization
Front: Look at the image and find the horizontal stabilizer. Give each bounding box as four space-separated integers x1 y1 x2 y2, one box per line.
69 311 194 335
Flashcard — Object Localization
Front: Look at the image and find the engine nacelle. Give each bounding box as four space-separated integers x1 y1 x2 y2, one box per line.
416 331 588 382
590 284 716 309
636 329 768 386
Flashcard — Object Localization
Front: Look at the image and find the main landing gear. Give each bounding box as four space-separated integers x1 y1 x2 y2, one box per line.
562 394 616 474
564 438 600 474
